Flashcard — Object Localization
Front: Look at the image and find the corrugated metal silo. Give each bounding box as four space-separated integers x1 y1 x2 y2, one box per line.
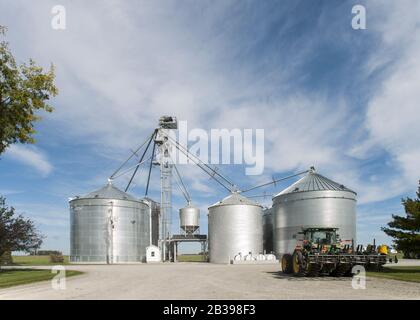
273 169 357 256
70 182 150 263
262 207 274 253
208 192 263 263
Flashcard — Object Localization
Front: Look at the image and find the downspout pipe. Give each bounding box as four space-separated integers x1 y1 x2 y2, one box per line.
143 199 152 246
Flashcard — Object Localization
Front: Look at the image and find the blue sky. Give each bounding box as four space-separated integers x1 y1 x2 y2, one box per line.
0 0 419 254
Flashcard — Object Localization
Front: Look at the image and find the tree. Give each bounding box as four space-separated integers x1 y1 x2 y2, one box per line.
382 181 420 258
0 196 43 267
0 25 57 154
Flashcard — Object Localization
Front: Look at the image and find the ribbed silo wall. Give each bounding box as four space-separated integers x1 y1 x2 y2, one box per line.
273 190 356 256
70 198 150 263
208 204 263 263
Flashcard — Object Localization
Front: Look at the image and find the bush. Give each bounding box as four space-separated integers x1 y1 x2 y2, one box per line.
49 254 64 263
0 251 12 265
404 251 420 259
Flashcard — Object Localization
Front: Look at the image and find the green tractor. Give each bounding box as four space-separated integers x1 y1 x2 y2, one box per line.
281 227 388 277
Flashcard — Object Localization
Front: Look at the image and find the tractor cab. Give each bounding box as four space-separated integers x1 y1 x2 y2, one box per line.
302 227 339 245
294 227 341 253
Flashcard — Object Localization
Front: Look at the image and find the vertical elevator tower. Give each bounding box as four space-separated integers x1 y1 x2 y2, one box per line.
154 116 178 261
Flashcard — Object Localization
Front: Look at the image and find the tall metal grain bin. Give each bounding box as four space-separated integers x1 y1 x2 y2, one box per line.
273 169 356 257
208 192 263 263
70 182 150 263
262 207 274 253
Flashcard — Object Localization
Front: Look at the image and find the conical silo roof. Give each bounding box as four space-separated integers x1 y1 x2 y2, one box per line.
209 192 262 208
274 170 356 197
81 182 138 201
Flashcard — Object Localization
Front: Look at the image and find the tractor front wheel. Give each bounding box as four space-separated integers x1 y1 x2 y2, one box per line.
281 254 293 274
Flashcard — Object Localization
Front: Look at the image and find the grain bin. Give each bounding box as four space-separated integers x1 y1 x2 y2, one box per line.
208 192 263 263
262 207 274 253
273 168 356 256
69 182 150 263
179 203 200 235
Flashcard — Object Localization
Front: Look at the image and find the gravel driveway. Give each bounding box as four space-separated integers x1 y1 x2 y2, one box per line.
1 263 419 300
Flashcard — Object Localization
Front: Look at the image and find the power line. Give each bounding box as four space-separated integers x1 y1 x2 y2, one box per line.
168 139 233 192
145 137 157 197
111 155 152 180
241 170 309 194
172 162 191 203
166 135 236 192
125 132 155 192
109 131 156 179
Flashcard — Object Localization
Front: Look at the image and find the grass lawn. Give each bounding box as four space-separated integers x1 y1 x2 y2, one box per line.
388 252 404 260
177 254 207 262
367 266 420 283
12 255 69 265
0 268 83 289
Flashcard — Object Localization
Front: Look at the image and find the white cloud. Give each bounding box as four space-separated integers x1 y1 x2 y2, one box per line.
6 145 53 176
0 189 23 196
360 0 420 190
173 164 216 195
365 50 420 178
1 0 419 206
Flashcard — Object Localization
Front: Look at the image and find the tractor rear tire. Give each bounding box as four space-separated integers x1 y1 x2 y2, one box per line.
307 263 321 277
292 251 308 277
281 254 293 274
344 266 354 277
332 264 350 277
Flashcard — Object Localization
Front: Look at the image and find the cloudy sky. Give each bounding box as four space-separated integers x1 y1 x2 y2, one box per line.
0 0 419 253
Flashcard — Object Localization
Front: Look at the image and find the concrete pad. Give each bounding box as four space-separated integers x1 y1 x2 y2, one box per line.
386 259 420 267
